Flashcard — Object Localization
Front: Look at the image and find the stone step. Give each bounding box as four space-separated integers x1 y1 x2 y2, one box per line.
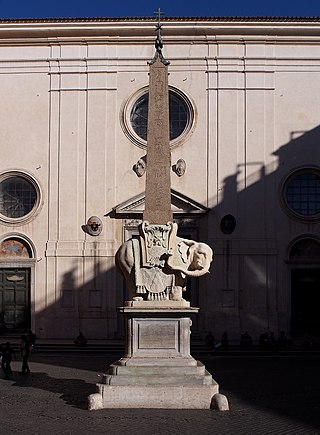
102 370 214 386
108 360 206 376
91 382 219 409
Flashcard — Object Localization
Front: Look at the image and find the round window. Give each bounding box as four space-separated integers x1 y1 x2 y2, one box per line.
0 172 41 223
122 86 196 149
130 91 189 141
284 169 320 219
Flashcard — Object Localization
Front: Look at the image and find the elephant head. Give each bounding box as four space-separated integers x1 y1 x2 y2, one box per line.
167 238 213 277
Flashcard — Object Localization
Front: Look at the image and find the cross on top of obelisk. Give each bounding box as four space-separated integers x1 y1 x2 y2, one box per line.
148 8 170 66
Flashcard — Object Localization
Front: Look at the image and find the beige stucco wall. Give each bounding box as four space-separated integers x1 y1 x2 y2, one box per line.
0 18 319 340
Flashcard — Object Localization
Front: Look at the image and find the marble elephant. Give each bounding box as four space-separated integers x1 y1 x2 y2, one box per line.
116 231 213 302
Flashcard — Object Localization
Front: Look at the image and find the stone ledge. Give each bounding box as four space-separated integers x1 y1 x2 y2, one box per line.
118 306 199 315
108 360 206 375
89 383 219 409
124 300 191 308
115 357 198 367
102 370 214 386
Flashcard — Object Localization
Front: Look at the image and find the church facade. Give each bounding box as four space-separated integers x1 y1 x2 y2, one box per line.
0 17 319 341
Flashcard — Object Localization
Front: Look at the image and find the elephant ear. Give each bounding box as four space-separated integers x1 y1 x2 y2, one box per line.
178 240 191 265
167 240 193 273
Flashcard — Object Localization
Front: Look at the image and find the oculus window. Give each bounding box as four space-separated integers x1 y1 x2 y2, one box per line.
122 86 196 149
131 91 189 141
0 172 41 223
284 169 320 219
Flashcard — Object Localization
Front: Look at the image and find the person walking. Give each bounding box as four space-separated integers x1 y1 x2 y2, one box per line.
1 342 15 379
20 335 31 375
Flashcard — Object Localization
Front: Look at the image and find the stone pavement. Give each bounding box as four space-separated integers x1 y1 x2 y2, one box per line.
0 352 320 434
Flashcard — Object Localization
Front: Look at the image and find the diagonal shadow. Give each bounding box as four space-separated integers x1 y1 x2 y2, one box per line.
10 372 96 410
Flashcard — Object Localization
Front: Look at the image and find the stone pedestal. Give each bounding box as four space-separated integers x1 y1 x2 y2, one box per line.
88 305 226 410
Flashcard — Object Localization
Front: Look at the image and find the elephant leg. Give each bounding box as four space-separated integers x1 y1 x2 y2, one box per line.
169 273 187 301
170 286 183 301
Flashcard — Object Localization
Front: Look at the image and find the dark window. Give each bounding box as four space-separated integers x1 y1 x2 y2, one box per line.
289 238 320 261
0 176 37 218
130 90 189 141
285 171 320 217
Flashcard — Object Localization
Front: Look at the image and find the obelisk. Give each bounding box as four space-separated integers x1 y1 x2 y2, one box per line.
88 11 228 411
144 18 172 224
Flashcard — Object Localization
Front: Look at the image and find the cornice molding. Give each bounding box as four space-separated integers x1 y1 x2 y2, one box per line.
1 18 320 42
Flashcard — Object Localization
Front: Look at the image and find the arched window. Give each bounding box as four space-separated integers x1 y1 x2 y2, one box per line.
289 238 320 262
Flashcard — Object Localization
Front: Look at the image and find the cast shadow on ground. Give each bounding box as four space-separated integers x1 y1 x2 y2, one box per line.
204 355 320 430
9 372 96 410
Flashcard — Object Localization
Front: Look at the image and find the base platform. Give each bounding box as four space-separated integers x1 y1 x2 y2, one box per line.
88 305 228 410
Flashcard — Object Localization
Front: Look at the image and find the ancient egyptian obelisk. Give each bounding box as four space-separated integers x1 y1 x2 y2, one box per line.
88 11 228 411
144 21 172 224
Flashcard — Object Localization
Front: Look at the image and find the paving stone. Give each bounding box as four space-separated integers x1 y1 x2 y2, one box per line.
0 354 319 434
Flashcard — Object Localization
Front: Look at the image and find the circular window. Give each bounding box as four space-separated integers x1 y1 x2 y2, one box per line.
283 169 320 219
131 91 189 141
0 172 41 223
122 86 196 149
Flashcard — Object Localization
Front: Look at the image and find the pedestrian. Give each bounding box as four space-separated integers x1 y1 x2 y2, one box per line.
1 342 15 379
221 331 229 349
20 335 31 375
74 331 87 347
240 331 253 349
27 329 37 349
205 331 215 349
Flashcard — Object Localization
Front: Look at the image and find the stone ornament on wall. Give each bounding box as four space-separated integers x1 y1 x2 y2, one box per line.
173 159 186 177
220 214 236 234
133 157 146 177
84 216 103 236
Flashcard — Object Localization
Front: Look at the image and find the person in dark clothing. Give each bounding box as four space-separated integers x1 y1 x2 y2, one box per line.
20 335 31 375
240 331 253 349
27 329 37 346
74 331 87 347
26 329 37 352
205 331 215 349
221 331 229 349
1 342 15 379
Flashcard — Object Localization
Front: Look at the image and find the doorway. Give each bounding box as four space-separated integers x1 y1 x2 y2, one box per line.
0 268 30 332
291 268 320 335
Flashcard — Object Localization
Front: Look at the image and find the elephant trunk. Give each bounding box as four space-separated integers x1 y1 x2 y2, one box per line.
173 264 210 278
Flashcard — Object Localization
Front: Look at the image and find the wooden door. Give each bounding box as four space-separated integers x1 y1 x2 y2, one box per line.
0 268 30 332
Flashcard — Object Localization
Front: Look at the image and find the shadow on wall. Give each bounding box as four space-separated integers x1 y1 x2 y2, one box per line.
27 124 320 341
34 259 123 340
202 124 320 340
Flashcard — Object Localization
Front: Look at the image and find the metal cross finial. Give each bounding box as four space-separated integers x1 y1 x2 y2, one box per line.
148 7 170 66
155 7 165 32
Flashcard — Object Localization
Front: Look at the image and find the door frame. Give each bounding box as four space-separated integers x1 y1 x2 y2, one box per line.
287 236 320 336
0 260 36 332
290 265 320 336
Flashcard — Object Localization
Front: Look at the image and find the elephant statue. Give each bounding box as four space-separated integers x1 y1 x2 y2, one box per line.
116 221 213 302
